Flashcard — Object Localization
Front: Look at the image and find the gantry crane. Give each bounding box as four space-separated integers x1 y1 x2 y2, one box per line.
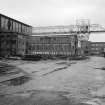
32 19 105 41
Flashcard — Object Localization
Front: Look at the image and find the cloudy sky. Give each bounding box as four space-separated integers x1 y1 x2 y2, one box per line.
0 0 105 41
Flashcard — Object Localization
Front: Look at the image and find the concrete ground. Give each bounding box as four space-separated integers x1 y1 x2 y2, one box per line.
0 56 105 105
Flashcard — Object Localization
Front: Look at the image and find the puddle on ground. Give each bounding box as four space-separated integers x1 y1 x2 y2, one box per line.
0 64 16 75
2 75 32 86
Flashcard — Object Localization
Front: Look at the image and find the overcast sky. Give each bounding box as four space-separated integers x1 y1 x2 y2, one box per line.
0 0 105 42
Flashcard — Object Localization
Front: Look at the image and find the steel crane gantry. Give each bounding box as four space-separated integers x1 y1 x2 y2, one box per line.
32 19 105 41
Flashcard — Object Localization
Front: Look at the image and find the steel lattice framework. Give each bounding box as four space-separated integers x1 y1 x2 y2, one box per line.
32 19 105 41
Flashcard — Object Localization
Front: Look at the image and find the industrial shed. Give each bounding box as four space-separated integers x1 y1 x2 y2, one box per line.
26 35 78 59
0 14 32 57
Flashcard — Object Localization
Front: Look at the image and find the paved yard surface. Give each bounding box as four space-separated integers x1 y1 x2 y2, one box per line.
0 56 105 105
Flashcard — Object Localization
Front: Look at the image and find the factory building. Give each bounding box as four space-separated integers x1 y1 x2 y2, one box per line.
90 42 105 56
26 35 79 59
0 14 32 57
0 14 94 59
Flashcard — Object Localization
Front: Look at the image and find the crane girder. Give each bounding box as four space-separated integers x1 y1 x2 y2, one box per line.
32 20 105 41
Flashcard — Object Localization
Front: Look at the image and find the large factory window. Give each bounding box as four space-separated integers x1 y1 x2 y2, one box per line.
1 16 6 29
7 19 11 30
